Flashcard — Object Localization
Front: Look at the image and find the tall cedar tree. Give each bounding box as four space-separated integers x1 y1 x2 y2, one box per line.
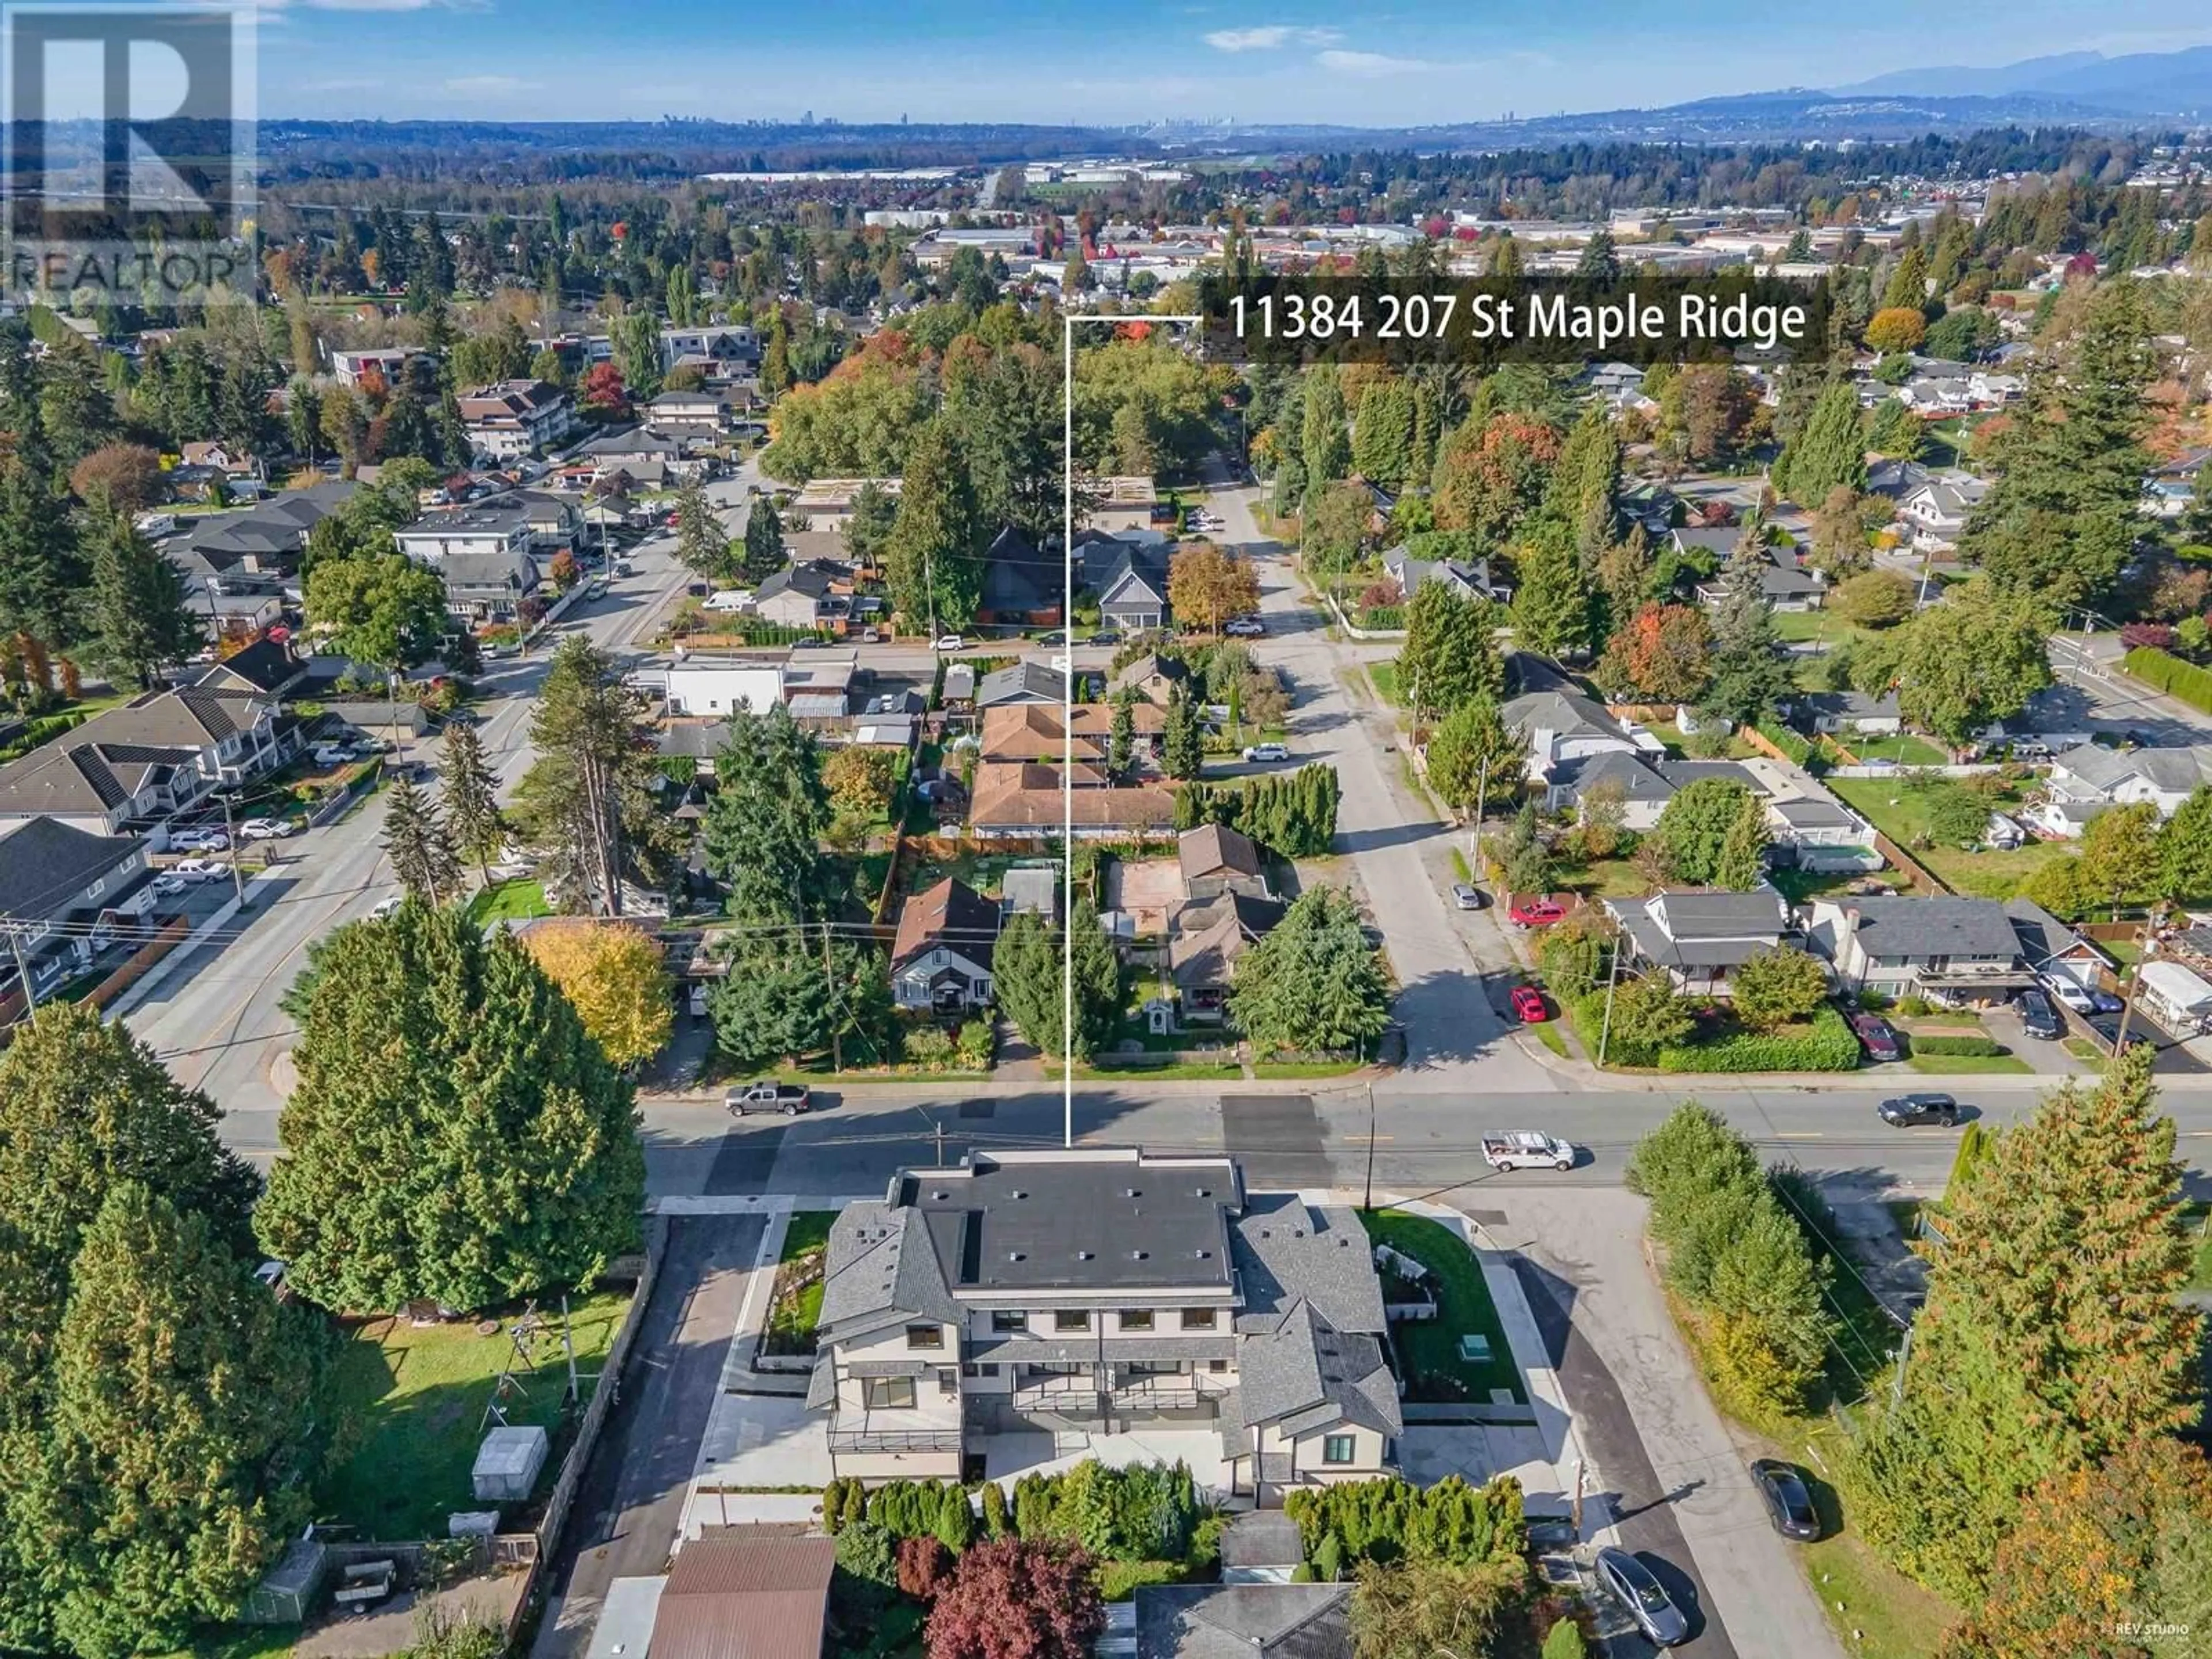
1351 377 1415 487
700 703 837 922
741 492 785 580
1301 365 1350 486
1653 779 1759 887
1773 377 1869 507
85 510 197 690
35 1183 327 1659
257 902 645 1312
0 456 84 656
1162 688 1205 781
672 475 732 580
0 1004 267 1653
992 904 1121 1061
1423 699 1528 820
884 419 985 632
1228 886 1391 1056
1849 1047 2200 1602
707 930 895 1073
2158 785 2212 903
1698 537 1793 728
1397 582 1503 722
439 721 507 887
1510 531 1593 659
1541 402 1622 569
382 778 463 905
1959 278 2155 606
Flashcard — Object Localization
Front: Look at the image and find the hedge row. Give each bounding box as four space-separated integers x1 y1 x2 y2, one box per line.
823 1460 1205 1565
1906 1033 2005 1058
0 710 88 766
1653 1007 1862 1073
2123 646 2212 715
1755 719 1822 771
1282 1474 1527 1571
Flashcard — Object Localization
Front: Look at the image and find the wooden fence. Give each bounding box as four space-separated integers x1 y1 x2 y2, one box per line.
84 915 193 1010
1868 831 1949 897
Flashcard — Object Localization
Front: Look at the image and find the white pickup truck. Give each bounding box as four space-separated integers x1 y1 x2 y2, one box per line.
1480 1131 1578 1172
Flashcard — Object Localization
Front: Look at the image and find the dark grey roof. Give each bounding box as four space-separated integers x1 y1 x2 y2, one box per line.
1797 690 1903 722
816 1203 962 1342
1842 896 2021 961
1233 1301 1399 1439
977 661 1065 706
1134 1583 1350 1659
657 722 729 760
1554 749 1673 805
891 1153 1242 1297
754 560 839 605
2004 897 2089 967
1218 1512 1304 1571
192 639 302 697
1771 797 1859 830
403 499 531 538
980 526 1066 613
1608 891 1788 971
438 551 539 592
1231 1197 1387 1335
1647 890 1787 938
1655 758 1767 796
1670 526 1741 555
0 817 145 916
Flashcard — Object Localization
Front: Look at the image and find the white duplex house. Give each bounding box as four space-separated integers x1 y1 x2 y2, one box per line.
2046 743 2212 820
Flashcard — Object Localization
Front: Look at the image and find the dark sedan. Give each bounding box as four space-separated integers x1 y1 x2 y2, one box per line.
1751 1459 1821 1541
1878 1093 1960 1127
1594 1548 1689 1647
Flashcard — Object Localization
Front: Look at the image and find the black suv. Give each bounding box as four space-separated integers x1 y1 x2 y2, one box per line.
2015 987 2062 1041
1878 1093 1960 1127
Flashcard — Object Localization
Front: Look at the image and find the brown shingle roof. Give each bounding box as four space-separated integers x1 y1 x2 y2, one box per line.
969 762 1176 831
652 1535 835 1659
891 876 1001 969
1178 823 1263 886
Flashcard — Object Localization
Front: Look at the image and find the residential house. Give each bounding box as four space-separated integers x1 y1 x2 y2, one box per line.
1111 654 1189 708
1604 889 1793 999
173 480 357 584
1542 749 1679 832
0 817 154 1011
979 702 1164 764
1378 543 1510 607
437 551 541 623
658 323 760 378
2047 743 2212 819
1179 823 1271 902
665 661 783 718
976 527 1066 627
1863 457 1934 501
192 637 308 701
976 661 1067 709
395 499 532 565
0 684 283 835
656 719 729 778
1805 895 2028 999
790 478 901 527
889 877 999 1012
1617 480 1683 534
751 562 847 631
644 389 730 433
808 1148 1401 1502
1694 551 1827 612
1088 537 1172 634
456 380 576 460
1501 689 1649 782
179 441 265 493
781 655 858 723
969 762 1175 838
1169 890 1286 1025
2025 797 2105 840
646 1535 834 1659
2004 897 2112 998
1899 475 1991 555
570 426 688 475
1135 1581 1350 1659
1897 375 1974 416
511 490 583 558
1790 689 1904 738
329 347 422 389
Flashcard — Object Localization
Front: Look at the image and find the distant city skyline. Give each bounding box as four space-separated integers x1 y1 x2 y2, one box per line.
240 3 2212 127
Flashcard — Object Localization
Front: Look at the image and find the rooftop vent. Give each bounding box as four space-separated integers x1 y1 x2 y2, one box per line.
1195 1248 1211 1259
1123 1188 1141 1198
930 1191 949 1201
1008 1251 1025 1261
1011 1190 1028 1199
1077 1251 1094 1261
1131 1250 1149 1260
1195 1187 1211 1197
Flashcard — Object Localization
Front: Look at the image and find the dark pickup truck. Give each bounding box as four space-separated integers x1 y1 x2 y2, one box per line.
726 1081 813 1116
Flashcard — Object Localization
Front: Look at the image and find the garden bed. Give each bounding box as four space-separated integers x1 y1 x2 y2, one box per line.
763 1211 837 1356
1357 1210 1524 1404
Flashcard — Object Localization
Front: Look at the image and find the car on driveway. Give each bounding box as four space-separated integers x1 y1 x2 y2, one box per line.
1751 1459 1821 1541
2014 987 2062 1040
151 873 189 897
1243 742 1289 763
238 817 296 840
2088 1018 2157 1059
1879 1092 1961 1127
171 858 227 881
1450 882 1486 911
1594 1548 1689 1647
1225 617 1266 637
2040 973 2095 1014
1509 984 1550 1023
1508 897 1567 930
1849 1012 1902 1063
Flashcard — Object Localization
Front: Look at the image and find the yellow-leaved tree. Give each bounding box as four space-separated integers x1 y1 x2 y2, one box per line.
523 920 673 1070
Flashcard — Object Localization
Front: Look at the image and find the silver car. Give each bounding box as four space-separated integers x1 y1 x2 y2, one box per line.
1594 1548 1689 1647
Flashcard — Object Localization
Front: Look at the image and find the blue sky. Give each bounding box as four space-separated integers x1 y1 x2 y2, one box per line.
242 1 2212 124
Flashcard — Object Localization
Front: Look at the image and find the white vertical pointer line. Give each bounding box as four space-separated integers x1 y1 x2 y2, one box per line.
1063 313 1205 1152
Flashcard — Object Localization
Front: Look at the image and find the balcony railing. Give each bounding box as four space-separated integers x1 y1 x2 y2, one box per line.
828 1426 964 1455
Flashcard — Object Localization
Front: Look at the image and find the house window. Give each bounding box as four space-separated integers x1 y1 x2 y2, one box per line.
1208 1359 1230 1373
863 1377 916 1411
906 1324 944 1350
991 1310 1028 1333
1117 1309 1154 1332
938 1372 959 1397
962 1363 1000 1378
1180 1308 1217 1330
1054 1310 1090 1332
1321 1435 1357 1465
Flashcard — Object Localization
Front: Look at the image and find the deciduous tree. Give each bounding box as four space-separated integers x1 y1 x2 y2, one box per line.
1167 543 1260 636
2079 801 2162 918
522 921 673 1070
305 551 449 672
2158 785 2212 902
1850 579 2051 746
1596 603 1712 705
925 1539 1104 1659
1829 567 1914 627
1653 778 1759 887
1730 948 1828 1029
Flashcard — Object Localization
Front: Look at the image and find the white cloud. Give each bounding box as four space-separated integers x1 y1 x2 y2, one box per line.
441 73 535 94
1315 48 1432 77
1203 24 1339 51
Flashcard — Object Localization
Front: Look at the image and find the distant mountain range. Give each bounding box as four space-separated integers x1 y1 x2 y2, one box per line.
1833 44 2212 115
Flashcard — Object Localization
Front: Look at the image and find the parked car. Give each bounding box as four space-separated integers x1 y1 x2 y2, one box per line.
688 983 709 1018
1849 1012 1902 1063
2088 1018 2156 1058
860 627 881 643
1225 617 1266 637
1085 630 1121 646
238 817 296 840
1878 1093 1961 1127
312 744 354 768
613 560 634 577
171 858 226 881
726 1081 813 1116
2040 972 2097 1014
1034 630 1067 647
1481 1131 1577 1171
2014 987 2062 1041
1593 1548 1689 1647
1450 882 1486 911
151 873 188 897
1751 1459 1821 1541
368 895 404 919
1508 897 1567 930
932 635 966 652
1509 984 1551 1023
1243 742 1290 762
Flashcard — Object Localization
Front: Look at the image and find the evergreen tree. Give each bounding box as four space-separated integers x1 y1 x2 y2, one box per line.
992 904 1120 1062
1229 887 1391 1057
1397 582 1504 719
1772 377 1868 506
0 457 84 655
1510 532 1593 659
1881 244 1930 312
673 475 732 579
1543 403 1622 568
1849 1049 2200 1603
1573 230 1620 283
84 510 196 690
1698 536 1792 728
742 492 786 580
1423 698 1528 821
2159 786 2212 903
708 929 895 1073
1162 688 1204 781
1866 397 1924 460
1351 378 1414 487
439 721 507 889
1301 365 1350 486
257 903 646 1312
884 419 984 632
1109 692 1136 778
1713 792 1771 891
382 778 462 906
700 703 837 922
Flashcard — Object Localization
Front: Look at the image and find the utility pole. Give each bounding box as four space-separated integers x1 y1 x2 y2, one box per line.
1889 1324 1914 1411
821 921 842 1073
2112 912 2156 1057
1596 926 1623 1068
1469 756 1492 878
219 790 248 908
1362 1082 1377 1213
5 926 38 1017
561 1291 579 1406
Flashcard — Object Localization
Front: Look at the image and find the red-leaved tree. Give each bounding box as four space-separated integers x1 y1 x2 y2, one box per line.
896 1535 952 1601
923 1539 1103 1659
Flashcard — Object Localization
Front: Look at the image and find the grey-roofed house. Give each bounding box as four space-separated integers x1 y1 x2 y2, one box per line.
976 660 1066 708
1378 543 1509 607
976 526 1065 627
809 1149 1401 1498
1764 794 1881 869
1694 552 1827 612
1604 889 1794 998
1543 749 1676 831
1805 895 2028 998
435 550 541 623
0 684 282 835
1090 539 1172 634
1135 1581 1350 1659
0 816 153 1012
656 719 730 778
1502 688 1646 779
171 482 357 582
2048 743 2212 819
751 561 842 630
2005 897 2111 996
1170 891 1287 1024
1791 689 1904 738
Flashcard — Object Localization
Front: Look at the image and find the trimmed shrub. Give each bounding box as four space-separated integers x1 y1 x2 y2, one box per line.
1905 1033 2005 1058
1653 1007 1862 1073
1753 719 1823 773
980 1479 1010 1540
2125 645 2212 715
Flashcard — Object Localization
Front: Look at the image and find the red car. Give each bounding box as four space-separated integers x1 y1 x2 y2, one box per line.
1510 985 1551 1023
664 509 682 527
1508 897 1567 930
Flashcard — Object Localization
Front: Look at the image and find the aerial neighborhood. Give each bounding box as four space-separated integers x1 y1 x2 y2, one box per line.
6 31 2212 1659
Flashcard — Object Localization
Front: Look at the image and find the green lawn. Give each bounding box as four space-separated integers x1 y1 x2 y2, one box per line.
1557 856 1653 900
1252 1058 1367 1078
1907 1052 2034 1075
1357 1210 1525 1405
1771 610 1873 648
1768 866 1908 907
1531 1022 1569 1058
1367 662 1402 706
1840 733 1951 767
1824 777 2071 899
1062 1059 1244 1082
2064 1036 2108 1065
765 1211 836 1355
465 877 553 925
321 1289 631 1540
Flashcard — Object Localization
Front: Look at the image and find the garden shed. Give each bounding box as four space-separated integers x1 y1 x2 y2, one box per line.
471 1424 550 1503
239 1537 331 1624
